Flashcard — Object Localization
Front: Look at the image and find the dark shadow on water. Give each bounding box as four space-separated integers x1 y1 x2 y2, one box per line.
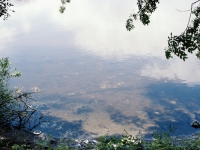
143 81 200 138
143 108 195 138
35 115 97 139
106 106 146 127
33 81 200 139
32 94 97 138
146 81 200 107
74 105 94 115
106 81 200 138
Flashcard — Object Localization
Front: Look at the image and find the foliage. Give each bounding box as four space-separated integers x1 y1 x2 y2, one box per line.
166 5 200 60
59 0 71 13
0 0 14 20
126 0 200 61
96 130 143 150
5 135 73 150
2 0 200 60
126 0 160 31
60 0 200 60
0 57 21 128
1 124 200 149
33 134 71 150
11 144 31 150
96 127 200 150
0 57 42 130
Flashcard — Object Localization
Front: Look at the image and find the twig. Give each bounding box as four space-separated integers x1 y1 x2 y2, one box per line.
176 9 190 12
13 90 44 101
184 0 200 33
2 89 44 130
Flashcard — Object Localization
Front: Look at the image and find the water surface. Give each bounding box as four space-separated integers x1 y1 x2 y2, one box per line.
1 0 200 139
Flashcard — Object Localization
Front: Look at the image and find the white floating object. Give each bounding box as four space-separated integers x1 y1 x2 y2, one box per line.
170 101 176 104
68 93 74 96
33 130 42 135
155 112 160 114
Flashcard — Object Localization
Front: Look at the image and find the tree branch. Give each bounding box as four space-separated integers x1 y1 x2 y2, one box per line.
185 0 200 33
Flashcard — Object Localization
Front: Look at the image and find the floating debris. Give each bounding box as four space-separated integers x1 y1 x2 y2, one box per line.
123 99 129 104
117 82 125 86
56 126 63 130
33 130 41 135
100 82 111 89
40 122 50 128
100 83 107 89
68 93 75 96
170 101 176 104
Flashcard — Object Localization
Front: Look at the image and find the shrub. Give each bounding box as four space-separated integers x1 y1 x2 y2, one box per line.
0 57 21 128
0 57 42 130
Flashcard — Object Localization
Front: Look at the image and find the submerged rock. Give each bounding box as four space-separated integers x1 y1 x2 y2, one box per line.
191 120 200 128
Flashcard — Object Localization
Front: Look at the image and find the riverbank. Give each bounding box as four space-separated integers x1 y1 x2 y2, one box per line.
0 127 98 150
1 127 200 150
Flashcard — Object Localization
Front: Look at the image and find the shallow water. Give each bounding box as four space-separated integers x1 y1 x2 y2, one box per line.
1 0 200 139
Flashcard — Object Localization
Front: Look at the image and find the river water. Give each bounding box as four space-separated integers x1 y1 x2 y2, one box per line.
1 0 200 139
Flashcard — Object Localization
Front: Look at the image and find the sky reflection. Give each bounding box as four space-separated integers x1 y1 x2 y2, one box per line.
1 0 200 138
1 0 199 85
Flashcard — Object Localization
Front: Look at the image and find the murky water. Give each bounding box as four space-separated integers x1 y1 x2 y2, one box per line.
1 0 200 139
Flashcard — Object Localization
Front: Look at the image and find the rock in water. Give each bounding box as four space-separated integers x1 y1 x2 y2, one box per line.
191 120 200 128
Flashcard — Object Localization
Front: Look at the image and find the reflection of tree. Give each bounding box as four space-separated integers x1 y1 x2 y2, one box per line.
59 0 70 13
59 0 200 60
0 0 14 20
1 0 199 60
126 1 200 61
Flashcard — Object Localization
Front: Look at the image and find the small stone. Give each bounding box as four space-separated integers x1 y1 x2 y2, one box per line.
84 140 89 144
75 139 79 142
191 120 200 128
38 133 46 140
50 139 56 144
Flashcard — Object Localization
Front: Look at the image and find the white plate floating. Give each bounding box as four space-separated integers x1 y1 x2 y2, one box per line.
33 130 42 135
